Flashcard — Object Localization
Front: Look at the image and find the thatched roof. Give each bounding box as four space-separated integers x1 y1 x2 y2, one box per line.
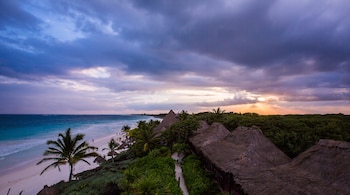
237 139 350 195
190 122 350 194
37 185 58 195
153 110 179 134
190 123 290 176
190 122 230 148
192 120 209 135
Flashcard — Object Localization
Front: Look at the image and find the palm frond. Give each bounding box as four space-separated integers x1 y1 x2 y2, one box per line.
48 139 65 152
40 160 66 175
37 157 66 165
71 134 84 149
79 158 91 165
72 141 88 154
43 150 64 156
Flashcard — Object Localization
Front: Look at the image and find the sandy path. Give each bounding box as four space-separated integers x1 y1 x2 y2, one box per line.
172 152 189 195
0 133 122 195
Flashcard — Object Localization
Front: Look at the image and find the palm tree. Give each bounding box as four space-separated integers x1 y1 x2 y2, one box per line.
212 107 225 114
178 110 189 121
122 125 131 133
102 138 119 162
129 120 160 155
211 107 226 122
37 128 98 181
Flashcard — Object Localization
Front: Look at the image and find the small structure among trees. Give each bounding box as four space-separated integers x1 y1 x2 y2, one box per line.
153 110 179 135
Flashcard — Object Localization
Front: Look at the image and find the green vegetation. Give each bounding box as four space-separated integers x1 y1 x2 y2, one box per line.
120 154 182 194
182 155 221 195
52 149 182 194
50 120 183 194
48 111 350 194
127 120 160 157
37 128 98 181
56 164 124 195
102 138 119 162
162 114 199 151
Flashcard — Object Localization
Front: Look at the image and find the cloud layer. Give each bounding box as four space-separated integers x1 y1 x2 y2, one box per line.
0 0 349 114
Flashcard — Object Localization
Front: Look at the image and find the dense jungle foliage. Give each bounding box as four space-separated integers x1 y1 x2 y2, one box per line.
52 111 349 194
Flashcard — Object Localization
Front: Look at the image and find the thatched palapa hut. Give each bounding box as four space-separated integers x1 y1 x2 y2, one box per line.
189 122 291 194
237 139 350 194
190 121 350 194
153 110 179 135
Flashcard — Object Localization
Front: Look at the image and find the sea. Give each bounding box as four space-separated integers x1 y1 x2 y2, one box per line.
0 114 156 175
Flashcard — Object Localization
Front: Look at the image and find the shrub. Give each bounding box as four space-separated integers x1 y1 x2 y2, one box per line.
182 155 220 195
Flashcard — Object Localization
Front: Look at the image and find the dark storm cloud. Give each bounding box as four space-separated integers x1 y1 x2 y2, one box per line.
123 0 350 92
3 0 348 77
0 0 185 79
1 0 350 112
131 0 350 92
174 1 350 73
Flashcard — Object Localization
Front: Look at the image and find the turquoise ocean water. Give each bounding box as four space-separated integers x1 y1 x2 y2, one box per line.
0 115 155 175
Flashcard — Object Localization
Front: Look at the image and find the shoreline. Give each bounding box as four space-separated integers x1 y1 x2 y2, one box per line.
0 132 123 195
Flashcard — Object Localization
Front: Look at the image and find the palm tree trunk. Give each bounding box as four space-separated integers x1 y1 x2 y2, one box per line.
69 163 73 181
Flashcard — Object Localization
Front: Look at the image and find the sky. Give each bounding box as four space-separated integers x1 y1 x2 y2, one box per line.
0 0 349 114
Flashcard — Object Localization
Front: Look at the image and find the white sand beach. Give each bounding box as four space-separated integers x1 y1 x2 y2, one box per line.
0 133 123 195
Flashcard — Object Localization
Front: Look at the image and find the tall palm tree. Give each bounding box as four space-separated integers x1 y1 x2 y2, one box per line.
102 138 119 162
129 121 160 155
37 128 98 181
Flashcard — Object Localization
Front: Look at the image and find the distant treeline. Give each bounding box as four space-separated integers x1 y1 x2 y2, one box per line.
138 113 168 118
196 112 350 158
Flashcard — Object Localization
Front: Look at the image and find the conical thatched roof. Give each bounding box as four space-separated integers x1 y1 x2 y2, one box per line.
190 122 230 148
153 110 179 134
237 139 350 195
190 123 290 176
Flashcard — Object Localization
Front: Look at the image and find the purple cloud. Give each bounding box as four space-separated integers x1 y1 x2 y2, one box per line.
0 0 349 114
